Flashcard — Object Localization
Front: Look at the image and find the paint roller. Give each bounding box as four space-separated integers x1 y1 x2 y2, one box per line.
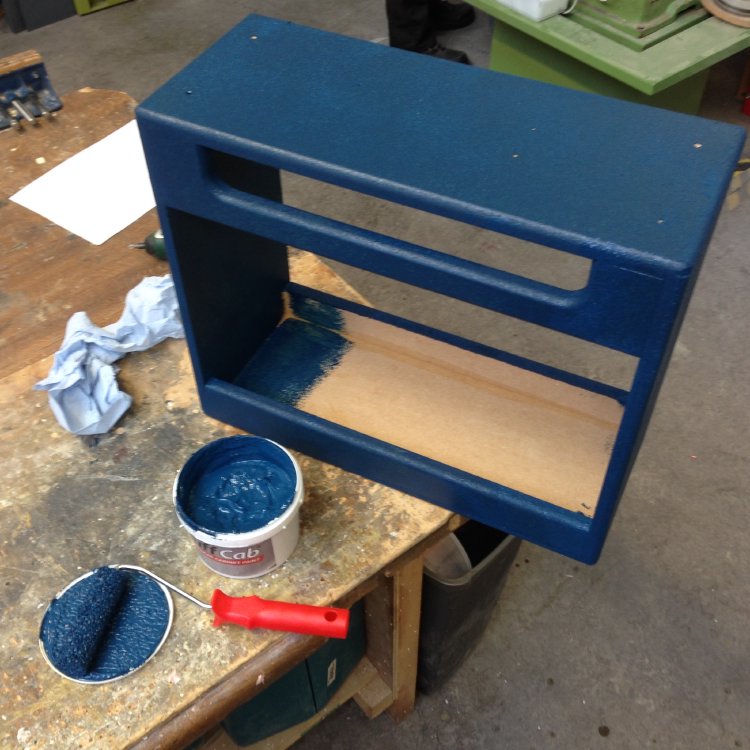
41 566 128 679
40 565 350 682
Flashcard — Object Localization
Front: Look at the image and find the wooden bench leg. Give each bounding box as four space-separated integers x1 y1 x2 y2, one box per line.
361 555 424 722
388 555 424 720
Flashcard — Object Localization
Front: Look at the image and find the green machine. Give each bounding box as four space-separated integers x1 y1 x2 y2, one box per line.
471 0 750 112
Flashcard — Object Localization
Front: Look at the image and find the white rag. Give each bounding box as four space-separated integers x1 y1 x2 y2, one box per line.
34 275 185 435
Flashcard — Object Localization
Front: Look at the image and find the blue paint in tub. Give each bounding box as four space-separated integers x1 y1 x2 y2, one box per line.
40 567 171 682
176 436 298 535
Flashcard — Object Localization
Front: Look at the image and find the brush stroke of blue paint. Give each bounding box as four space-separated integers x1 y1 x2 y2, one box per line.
40 567 170 682
236 318 352 406
288 291 346 331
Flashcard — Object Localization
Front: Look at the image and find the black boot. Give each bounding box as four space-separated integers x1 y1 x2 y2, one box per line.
386 0 472 63
423 43 471 64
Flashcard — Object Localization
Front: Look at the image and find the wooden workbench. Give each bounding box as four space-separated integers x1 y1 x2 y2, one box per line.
0 89 456 750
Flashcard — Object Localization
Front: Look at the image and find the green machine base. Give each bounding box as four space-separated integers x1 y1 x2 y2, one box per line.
490 20 710 112
473 0 750 113
73 0 131 15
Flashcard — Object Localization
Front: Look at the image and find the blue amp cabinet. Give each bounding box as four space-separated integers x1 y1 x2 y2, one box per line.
136 15 743 563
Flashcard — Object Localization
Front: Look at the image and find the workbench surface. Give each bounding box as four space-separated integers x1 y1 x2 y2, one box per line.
0 89 453 750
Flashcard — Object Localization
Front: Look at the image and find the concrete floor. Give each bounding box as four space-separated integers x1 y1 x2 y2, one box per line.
3 2 750 749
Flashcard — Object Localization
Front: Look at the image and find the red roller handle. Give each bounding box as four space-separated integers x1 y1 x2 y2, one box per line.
210 590 350 639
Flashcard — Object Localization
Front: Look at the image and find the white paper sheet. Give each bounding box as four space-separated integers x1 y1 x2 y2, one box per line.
10 120 156 246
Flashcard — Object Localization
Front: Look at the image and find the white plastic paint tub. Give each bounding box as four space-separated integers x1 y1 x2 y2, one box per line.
173 436 303 578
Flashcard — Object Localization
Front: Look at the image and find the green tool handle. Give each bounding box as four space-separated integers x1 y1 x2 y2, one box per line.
144 229 166 260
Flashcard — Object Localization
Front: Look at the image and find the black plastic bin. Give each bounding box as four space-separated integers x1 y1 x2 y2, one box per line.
418 521 521 693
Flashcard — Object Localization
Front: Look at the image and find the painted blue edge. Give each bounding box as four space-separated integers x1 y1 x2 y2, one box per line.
285 281 630 404
205 181 665 356
136 14 746 268
201 378 598 563
584 272 698 548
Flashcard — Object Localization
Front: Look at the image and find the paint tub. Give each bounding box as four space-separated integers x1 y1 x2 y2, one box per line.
174 436 303 578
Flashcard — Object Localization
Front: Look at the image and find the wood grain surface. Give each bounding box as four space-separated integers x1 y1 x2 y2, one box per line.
1 88 165 379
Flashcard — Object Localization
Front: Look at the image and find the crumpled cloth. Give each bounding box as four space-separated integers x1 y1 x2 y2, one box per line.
34 275 185 435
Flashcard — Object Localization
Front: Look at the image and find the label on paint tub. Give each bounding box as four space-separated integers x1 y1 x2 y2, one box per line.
196 537 276 577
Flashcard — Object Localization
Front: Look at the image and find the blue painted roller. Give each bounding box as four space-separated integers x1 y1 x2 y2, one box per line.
40 563 349 684
39 567 126 679
39 566 172 682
